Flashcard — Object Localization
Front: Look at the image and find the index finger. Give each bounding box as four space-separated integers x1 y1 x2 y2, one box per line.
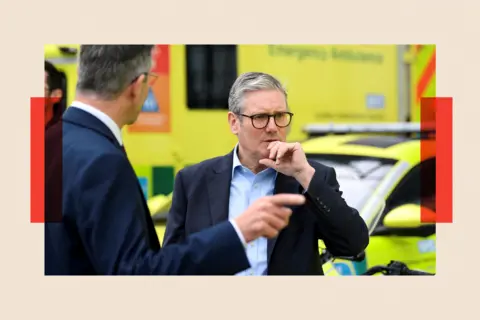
268 193 306 206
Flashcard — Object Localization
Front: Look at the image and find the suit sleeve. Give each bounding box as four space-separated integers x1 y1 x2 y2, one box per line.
303 165 369 257
162 170 188 246
76 153 250 275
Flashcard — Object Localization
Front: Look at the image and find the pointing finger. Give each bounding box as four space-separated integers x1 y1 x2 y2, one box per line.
269 193 306 206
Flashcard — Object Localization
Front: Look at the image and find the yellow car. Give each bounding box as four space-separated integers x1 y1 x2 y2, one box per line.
302 123 436 275
148 123 436 275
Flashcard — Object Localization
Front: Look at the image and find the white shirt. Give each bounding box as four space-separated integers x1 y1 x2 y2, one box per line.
70 101 124 146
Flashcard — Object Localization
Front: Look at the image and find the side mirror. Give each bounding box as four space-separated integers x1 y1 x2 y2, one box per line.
383 204 435 228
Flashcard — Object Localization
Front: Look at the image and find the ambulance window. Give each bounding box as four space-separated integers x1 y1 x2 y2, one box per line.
372 157 436 237
385 157 436 211
186 45 237 109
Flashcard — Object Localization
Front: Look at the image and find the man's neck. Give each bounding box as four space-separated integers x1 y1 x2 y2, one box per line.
237 145 268 174
74 93 124 129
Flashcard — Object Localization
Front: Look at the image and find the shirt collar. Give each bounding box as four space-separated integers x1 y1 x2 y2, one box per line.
232 143 277 178
70 100 123 146
232 143 242 175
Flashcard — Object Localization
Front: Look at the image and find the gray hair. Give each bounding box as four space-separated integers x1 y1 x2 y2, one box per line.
76 45 154 100
228 72 288 114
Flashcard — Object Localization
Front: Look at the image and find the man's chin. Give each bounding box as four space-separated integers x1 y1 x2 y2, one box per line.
258 149 271 160
125 119 135 126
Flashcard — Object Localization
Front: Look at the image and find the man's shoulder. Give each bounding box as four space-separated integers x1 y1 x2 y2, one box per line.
63 123 119 156
61 125 124 176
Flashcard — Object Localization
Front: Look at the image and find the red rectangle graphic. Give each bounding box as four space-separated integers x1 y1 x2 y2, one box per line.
420 97 453 223
31 97 45 223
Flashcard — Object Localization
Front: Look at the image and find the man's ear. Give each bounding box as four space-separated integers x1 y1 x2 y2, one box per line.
129 74 146 99
228 112 239 134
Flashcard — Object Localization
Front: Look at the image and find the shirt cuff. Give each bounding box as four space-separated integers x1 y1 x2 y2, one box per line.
229 219 247 249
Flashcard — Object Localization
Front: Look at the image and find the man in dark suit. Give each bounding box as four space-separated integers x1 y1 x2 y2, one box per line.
44 46 306 275
163 72 370 275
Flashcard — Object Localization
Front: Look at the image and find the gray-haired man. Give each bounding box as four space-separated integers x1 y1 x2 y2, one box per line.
163 71 369 275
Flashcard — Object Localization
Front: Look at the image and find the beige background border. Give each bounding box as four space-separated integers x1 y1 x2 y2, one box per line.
0 0 473 318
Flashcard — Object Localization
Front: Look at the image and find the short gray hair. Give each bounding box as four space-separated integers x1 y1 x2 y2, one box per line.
228 72 288 114
76 45 154 100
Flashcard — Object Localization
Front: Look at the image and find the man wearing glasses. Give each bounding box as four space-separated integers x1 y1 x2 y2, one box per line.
163 72 369 275
45 47 305 275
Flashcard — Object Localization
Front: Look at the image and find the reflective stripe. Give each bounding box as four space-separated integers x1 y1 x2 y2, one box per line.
416 45 436 102
410 45 436 122
375 160 411 197
45 56 78 65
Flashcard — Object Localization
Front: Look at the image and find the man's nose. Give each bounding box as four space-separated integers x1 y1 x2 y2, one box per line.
265 117 278 132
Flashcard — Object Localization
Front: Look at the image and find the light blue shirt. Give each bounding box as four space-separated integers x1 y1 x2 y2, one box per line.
229 144 277 276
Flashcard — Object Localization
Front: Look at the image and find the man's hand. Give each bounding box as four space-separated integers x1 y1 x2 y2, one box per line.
234 194 306 243
259 141 316 190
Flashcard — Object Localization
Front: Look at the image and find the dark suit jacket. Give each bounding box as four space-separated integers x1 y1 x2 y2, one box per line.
44 107 250 275
163 150 369 275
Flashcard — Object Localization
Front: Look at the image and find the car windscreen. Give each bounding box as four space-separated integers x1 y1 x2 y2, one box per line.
306 154 398 212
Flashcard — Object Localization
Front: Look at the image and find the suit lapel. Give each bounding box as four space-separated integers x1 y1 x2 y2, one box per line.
267 173 300 262
207 152 234 225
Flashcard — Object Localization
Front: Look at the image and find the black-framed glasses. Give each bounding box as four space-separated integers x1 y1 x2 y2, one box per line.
237 112 294 129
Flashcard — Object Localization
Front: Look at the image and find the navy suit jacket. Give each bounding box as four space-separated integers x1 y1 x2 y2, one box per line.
163 151 369 275
44 107 250 275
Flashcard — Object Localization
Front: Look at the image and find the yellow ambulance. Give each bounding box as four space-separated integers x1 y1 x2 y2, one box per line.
44 44 435 276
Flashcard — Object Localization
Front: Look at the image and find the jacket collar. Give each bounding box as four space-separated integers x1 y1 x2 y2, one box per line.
70 101 123 146
230 143 277 179
62 106 122 149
